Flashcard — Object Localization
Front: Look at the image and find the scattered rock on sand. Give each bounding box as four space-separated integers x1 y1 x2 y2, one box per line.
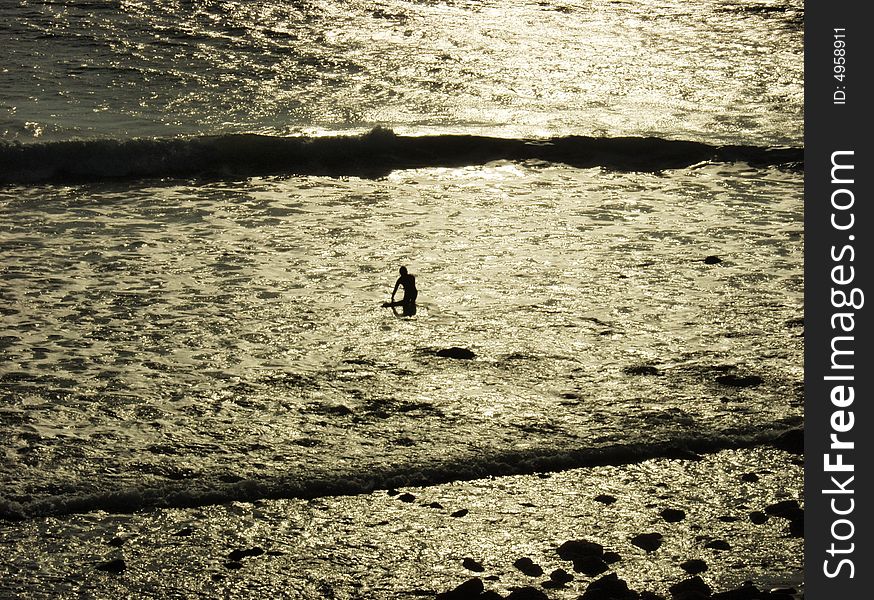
771 428 803 454
660 508 686 523
450 509 469 518
705 539 731 551
749 511 769 524
397 493 416 503
505 586 549 600
96 558 126 574
595 494 618 505
462 557 485 572
669 576 712 599
436 577 484 600
764 500 800 518
513 557 544 577
603 551 622 564
679 559 708 575
435 347 476 360
631 532 663 553
572 555 609 577
227 547 265 561
543 568 574 588
703 255 722 264
580 573 638 600
556 539 604 562
740 472 760 483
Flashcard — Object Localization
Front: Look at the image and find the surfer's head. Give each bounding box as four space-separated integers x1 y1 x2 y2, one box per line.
399 266 408 275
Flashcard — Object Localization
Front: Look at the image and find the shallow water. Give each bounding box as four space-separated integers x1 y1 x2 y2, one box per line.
1 162 802 518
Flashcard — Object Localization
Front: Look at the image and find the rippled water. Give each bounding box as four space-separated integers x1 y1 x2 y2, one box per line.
3 0 802 143
1 161 802 517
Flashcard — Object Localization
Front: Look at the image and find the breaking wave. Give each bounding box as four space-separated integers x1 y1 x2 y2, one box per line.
0 128 802 184
0 425 800 521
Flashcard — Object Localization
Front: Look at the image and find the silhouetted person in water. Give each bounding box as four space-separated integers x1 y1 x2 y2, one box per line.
392 266 417 306
383 266 417 315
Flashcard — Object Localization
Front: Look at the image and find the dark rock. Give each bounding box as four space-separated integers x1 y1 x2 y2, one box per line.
580 573 638 600
705 539 731 551
603 551 622 564
506 587 549 600
436 347 476 360
703 256 722 264
630 533 663 553
427 502 445 509
548 568 574 584
397 493 416 503
715 374 763 387
572 555 609 577
223 560 243 570
172 526 194 537
669 576 712 599
96 558 126 574
462 557 485 572
436 577 484 600
679 559 708 575
480 592 504 600
387 488 400 496
107 537 126 548
624 365 661 376
227 547 265 561
451 509 469 518
712 582 761 599
717 516 740 523
557 539 604 562
764 500 800 518
595 494 618 505
771 429 803 454
749 511 769 525
661 508 686 523
484 575 500 581
787 510 804 537
513 557 544 577
640 593 667 600
740 473 760 483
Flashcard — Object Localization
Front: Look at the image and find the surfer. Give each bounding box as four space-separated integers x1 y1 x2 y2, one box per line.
391 265 417 306
383 266 417 313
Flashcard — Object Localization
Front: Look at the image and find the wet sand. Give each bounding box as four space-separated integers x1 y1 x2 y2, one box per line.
1 446 802 599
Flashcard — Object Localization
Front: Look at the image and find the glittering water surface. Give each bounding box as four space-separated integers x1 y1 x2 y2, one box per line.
3 0 802 143
1 163 802 513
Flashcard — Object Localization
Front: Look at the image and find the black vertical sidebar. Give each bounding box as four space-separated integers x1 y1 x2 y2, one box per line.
804 0 873 598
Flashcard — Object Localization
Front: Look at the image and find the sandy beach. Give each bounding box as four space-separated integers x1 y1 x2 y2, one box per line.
1 444 802 599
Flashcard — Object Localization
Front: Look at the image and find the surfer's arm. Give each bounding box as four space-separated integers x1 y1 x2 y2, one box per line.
391 278 401 300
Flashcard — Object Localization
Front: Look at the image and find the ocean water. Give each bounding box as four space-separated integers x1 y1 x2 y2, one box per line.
1 0 803 596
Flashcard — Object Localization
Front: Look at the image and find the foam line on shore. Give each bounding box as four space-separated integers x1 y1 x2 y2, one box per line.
0 425 800 522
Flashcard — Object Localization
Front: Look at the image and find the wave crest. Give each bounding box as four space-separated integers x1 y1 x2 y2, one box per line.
0 128 802 184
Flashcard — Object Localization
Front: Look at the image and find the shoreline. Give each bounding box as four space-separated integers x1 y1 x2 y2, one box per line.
1 446 803 599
